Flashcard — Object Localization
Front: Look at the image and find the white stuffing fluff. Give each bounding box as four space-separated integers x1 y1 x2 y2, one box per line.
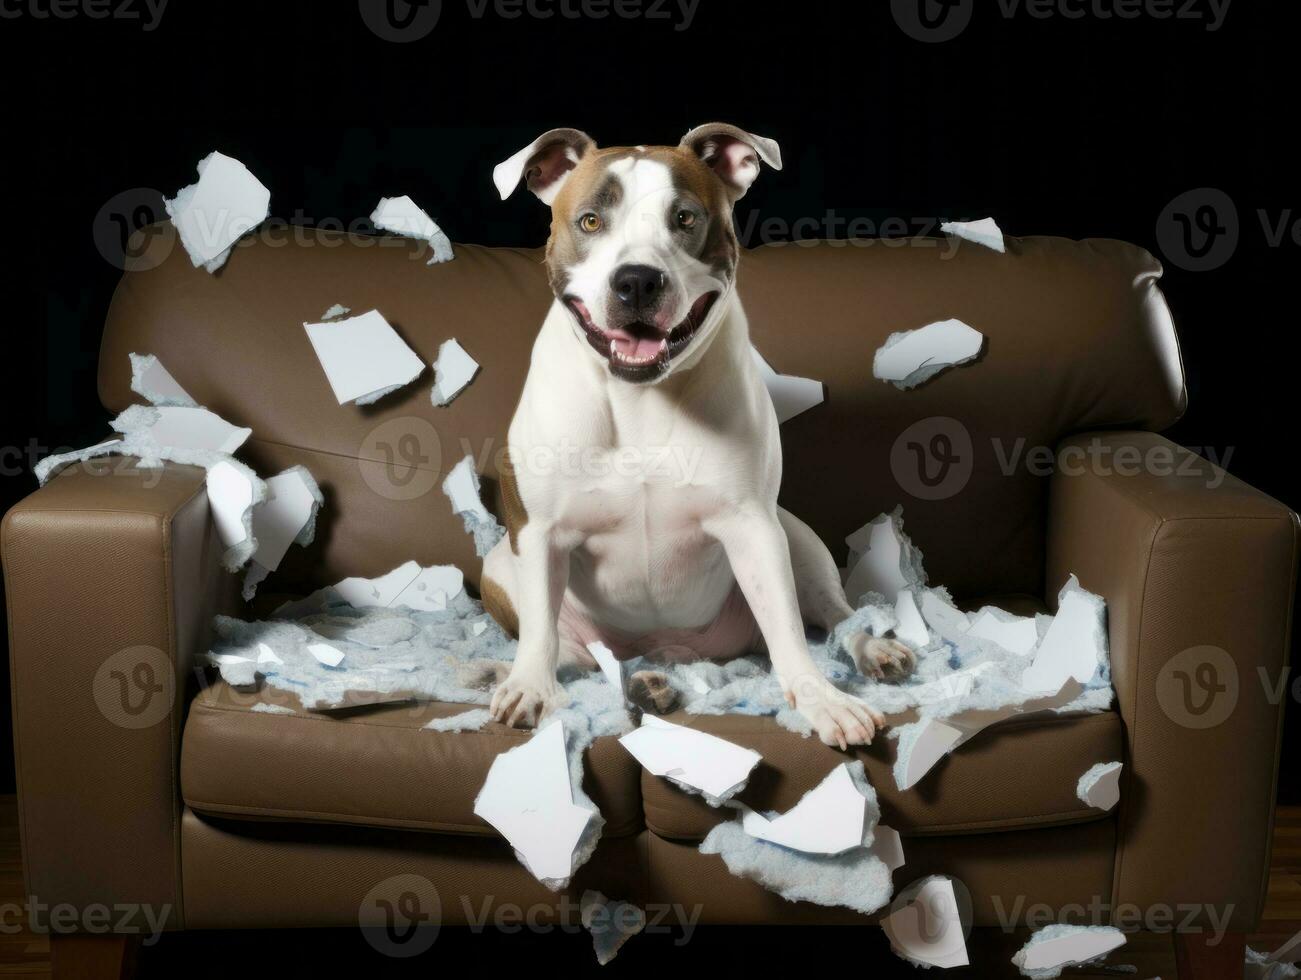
1011 924 1127 978
425 708 492 732
1247 948 1301 979
250 702 296 715
1075 761 1122 808
940 217 1006 253
370 194 455 265
699 763 893 914
580 890 645 965
321 303 351 321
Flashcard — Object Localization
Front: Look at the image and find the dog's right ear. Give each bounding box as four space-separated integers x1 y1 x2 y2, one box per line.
493 128 595 205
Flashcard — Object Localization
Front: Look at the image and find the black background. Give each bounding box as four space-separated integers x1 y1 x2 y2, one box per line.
0 0 1296 933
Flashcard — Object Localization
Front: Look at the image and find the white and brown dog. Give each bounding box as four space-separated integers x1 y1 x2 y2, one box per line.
480 123 912 748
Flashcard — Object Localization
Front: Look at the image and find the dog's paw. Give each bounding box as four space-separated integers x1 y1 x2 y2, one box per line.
844 632 915 681
455 659 511 690
628 670 679 715
789 676 885 749
489 670 566 729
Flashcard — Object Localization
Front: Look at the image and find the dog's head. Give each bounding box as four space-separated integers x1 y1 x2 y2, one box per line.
494 124 781 383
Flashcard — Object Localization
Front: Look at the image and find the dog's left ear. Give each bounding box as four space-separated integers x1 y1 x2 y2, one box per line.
493 128 595 205
680 123 782 199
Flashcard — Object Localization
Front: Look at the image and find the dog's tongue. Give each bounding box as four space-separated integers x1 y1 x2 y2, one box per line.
610 334 664 360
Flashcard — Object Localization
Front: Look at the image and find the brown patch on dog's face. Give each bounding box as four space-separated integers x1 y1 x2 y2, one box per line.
543 146 740 383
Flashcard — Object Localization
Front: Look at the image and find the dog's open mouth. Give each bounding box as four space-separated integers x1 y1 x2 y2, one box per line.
565 292 719 382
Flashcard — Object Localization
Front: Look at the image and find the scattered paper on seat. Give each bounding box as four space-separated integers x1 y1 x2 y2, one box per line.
242 466 324 599
443 455 507 557
893 589 931 647
304 309 425 405
1012 924 1126 978
129 353 195 407
873 319 984 390
919 590 971 643
619 715 760 804
431 339 480 406
307 642 345 668
881 876 970 969
940 217 1006 253
1022 575 1107 692
275 560 465 617
844 510 925 605
580 890 645 966
588 642 628 698
868 824 905 874
1076 761 1122 811
965 607 1039 656
750 346 823 424
739 764 867 855
371 194 455 265
165 151 270 272
474 720 596 885
894 678 1086 790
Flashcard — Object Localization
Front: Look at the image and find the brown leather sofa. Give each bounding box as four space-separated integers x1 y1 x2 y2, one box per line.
5 224 1296 978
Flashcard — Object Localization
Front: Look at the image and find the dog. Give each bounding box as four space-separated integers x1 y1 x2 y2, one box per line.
478 123 913 748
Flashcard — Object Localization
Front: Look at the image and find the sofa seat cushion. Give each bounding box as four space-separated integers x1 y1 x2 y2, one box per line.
643 708 1122 842
180 683 644 838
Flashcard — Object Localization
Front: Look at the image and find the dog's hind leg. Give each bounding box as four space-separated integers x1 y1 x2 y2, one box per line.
778 507 914 680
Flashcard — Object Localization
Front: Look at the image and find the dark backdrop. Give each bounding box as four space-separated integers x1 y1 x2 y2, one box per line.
1 0 1296 803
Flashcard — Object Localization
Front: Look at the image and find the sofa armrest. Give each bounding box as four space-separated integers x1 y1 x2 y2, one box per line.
1046 430 1298 932
2 459 237 929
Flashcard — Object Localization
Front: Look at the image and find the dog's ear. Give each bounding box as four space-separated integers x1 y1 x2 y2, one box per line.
493 128 595 205
680 123 782 199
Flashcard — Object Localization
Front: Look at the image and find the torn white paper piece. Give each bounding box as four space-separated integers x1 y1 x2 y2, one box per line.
940 217 1006 253
473 720 595 884
370 194 455 265
894 590 931 648
430 338 480 406
1013 925 1126 976
206 460 257 553
920 591 971 643
165 151 271 272
1021 576 1107 693
844 514 912 604
1076 761 1122 812
307 643 345 668
394 564 465 613
868 824 905 873
276 560 465 617
750 346 824 424
129 353 195 407
619 715 761 802
256 643 283 666
303 309 425 405
895 678 1086 790
333 561 422 610
146 406 251 456
587 642 627 697
881 877 970 969
873 319 984 390
966 608 1039 656
739 764 867 855
443 455 494 524
248 467 320 573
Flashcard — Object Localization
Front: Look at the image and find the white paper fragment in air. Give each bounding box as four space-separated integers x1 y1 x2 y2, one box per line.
739 764 867 855
844 515 911 604
965 608 1039 656
881 877 970 969
587 642 627 697
873 319 984 390
431 339 480 406
165 151 271 272
206 460 257 551
129 353 195 407
303 310 425 405
394 564 465 613
1021 575 1107 693
474 720 595 883
370 194 455 264
307 643 345 668
276 560 464 617
750 346 824 424
443 455 494 524
619 715 761 802
1013 926 1127 975
868 824 905 874
1077 761 1123 812
940 217 1006 253
248 468 319 573
145 406 252 456
919 591 971 643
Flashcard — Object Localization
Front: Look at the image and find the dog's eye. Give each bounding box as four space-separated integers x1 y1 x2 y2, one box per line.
676 209 697 229
579 212 602 233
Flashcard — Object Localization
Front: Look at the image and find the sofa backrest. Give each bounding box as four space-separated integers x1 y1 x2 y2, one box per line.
99 225 1184 601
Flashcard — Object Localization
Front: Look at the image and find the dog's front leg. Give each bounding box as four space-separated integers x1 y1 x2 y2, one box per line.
706 504 885 748
490 522 572 728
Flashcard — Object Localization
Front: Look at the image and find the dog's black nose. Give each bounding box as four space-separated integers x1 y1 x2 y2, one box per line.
612 264 666 311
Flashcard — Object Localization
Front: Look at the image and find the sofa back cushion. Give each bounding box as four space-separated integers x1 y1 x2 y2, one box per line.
99 226 1184 600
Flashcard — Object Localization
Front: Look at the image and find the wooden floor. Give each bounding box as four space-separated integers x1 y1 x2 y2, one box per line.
1 795 1297 977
